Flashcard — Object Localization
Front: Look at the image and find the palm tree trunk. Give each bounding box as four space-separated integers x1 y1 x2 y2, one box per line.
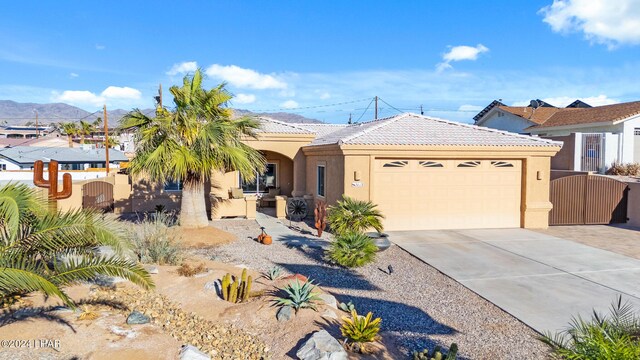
180 173 209 228
67 135 73 148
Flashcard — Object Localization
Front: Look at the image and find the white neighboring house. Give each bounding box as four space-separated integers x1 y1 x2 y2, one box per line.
474 99 640 173
0 145 128 172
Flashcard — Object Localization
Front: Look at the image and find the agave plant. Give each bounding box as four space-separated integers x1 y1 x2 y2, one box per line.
326 232 378 268
327 195 384 237
264 266 283 281
540 295 640 359
0 183 153 308
275 279 321 313
341 308 382 353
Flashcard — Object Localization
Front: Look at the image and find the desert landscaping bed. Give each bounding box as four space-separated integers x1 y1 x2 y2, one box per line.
195 219 550 359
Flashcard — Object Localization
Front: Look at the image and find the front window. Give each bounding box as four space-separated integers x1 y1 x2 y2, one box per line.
240 163 277 193
317 165 325 197
164 180 183 191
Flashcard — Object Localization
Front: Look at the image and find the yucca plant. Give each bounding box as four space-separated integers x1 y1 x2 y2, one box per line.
540 296 640 359
341 308 382 353
327 196 384 236
274 279 321 313
326 232 378 268
0 183 154 308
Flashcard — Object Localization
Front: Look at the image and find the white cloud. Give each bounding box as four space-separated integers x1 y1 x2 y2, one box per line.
206 64 287 89
51 86 143 107
319 92 331 100
234 93 256 104
95 44 106 50
280 100 299 109
512 94 619 107
540 0 640 47
101 86 141 100
166 61 198 76
69 72 79 78
437 44 489 71
458 104 484 112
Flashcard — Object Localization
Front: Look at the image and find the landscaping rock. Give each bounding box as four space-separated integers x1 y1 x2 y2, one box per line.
203 281 217 292
179 344 211 360
194 269 212 278
277 305 293 322
110 326 137 339
283 273 308 283
321 309 338 320
296 330 347 360
145 265 159 274
126 310 150 325
318 293 337 309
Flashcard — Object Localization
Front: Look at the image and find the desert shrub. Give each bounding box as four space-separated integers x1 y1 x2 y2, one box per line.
176 262 206 277
0 183 153 308
341 309 382 353
327 196 384 236
540 296 640 359
275 279 321 313
128 213 183 265
326 232 378 268
606 162 640 176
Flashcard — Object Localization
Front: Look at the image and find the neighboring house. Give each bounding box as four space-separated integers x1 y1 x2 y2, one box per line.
0 125 53 139
0 145 128 171
0 136 69 148
475 99 640 173
155 114 560 231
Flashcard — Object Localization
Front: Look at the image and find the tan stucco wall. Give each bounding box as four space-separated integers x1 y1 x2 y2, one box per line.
56 173 131 213
544 134 575 170
264 151 294 196
626 182 640 227
303 147 345 205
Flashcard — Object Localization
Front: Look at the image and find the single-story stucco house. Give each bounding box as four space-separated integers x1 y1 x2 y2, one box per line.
190 113 561 231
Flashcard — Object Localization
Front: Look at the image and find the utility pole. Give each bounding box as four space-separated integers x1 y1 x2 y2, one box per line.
420 104 424 115
159 83 163 108
348 113 352 124
103 105 109 175
35 110 39 138
374 96 378 120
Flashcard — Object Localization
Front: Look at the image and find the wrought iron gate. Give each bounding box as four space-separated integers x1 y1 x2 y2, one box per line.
82 181 114 212
549 174 628 225
581 133 604 172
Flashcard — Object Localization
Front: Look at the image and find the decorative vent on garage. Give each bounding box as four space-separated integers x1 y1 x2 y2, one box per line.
382 160 408 168
419 161 444 168
491 161 514 168
457 161 481 168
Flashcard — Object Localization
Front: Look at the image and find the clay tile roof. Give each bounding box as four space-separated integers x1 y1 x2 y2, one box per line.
531 101 640 129
308 113 560 147
498 106 561 125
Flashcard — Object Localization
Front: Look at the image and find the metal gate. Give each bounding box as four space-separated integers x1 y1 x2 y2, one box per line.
82 181 114 212
549 174 628 225
581 133 604 172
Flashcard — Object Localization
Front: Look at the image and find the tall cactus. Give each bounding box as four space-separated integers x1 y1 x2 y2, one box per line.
33 160 72 211
220 269 253 303
314 201 327 237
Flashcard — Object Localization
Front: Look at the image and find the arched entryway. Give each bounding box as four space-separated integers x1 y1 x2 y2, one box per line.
82 181 114 212
239 150 294 196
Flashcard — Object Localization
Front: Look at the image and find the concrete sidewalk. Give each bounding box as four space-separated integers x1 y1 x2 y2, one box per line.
389 228 640 334
255 212 331 249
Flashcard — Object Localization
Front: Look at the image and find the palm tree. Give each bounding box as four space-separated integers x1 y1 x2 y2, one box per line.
78 120 95 144
0 183 153 307
327 196 385 236
60 122 78 148
120 69 265 228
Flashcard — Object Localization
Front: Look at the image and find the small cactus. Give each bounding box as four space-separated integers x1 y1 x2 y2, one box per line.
413 343 457 360
220 269 253 303
314 201 327 237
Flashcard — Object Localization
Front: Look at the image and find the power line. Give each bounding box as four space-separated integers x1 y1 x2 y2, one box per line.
249 97 372 112
355 98 375 123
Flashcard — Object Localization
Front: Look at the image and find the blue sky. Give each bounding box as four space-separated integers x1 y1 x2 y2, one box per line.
1 0 639 123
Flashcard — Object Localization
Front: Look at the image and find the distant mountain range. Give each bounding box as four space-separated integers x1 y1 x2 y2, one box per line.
0 100 322 126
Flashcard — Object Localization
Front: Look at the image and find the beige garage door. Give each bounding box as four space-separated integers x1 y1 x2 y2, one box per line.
373 159 522 231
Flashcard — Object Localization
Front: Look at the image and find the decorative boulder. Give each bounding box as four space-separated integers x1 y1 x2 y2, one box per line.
283 274 308 283
277 305 293 322
179 345 211 360
296 330 347 360
126 310 150 325
317 293 337 309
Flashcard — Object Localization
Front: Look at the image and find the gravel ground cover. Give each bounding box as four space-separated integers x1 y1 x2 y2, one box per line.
197 219 550 359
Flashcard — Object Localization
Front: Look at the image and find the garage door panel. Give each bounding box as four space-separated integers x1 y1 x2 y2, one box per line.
374 159 522 231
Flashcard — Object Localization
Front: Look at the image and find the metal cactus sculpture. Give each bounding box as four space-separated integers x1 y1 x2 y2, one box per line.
314 201 327 237
33 160 72 210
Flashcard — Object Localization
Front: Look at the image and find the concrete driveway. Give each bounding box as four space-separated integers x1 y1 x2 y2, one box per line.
389 228 640 334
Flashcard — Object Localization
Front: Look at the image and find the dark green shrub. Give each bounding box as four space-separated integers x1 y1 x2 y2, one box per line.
327 196 384 236
326 232 377 268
